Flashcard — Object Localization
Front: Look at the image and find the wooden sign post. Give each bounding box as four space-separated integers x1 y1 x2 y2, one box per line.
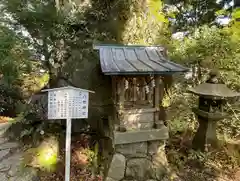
42 86 94 181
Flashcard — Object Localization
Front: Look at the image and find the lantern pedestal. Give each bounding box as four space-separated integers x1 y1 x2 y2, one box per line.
192 116 218 151
192 108 227 151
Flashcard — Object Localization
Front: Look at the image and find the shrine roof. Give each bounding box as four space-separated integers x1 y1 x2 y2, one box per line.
93 44 189 75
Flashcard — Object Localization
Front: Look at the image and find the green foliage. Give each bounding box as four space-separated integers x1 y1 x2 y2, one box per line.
232 7 240 20
165 20 240 175
0 25 31 85
170 25 236 65
165 2 240 139
149 0 168 23
0 84 22 116
169 24 240 88
215 9 228 16
0 0 73 87
116 0 169 44
0 0 171 88
218 102 240 138
165 0 224 32
0 16 48 116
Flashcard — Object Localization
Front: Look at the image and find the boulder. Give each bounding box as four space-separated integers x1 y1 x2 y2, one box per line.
107 153 126 180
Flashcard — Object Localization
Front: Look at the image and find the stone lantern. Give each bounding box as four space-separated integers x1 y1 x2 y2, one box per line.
188 71 240 151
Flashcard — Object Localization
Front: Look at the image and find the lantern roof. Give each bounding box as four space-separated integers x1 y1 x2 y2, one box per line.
188 83 240 98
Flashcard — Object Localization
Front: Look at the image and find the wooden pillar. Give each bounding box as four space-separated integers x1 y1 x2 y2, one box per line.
118 77 125 109
159 77 164 104
154 75 163 128
154 76 160 123
146 76 152 103
112 76 118 125
117 76 126 132
159 77 166 126
141 77 146 101
133 77 137 102
125 78 130 101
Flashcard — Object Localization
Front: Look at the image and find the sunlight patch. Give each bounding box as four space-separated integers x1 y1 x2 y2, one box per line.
24 136 59 172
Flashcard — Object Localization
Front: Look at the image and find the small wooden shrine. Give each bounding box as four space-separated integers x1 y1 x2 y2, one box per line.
189 71 240 151
94 44 188 132
94 44 188 181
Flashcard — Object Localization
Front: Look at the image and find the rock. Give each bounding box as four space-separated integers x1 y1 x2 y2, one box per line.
125 158 153 180
149 142 169 179
8 168 38 181
0 149 10 160
152 146 169 180
22 168 38 181
0 152 22 169
0 137 8 144
0 137 38 181
115 142 147 157
107 153 126 180
0 152 22 179
148 141 164 155
32 175 40 181
234 169 240 181
0 122 11 137
8 163 21 177
0 142 18 150
105 177 117 181
0 166 10 172
0 173 7 181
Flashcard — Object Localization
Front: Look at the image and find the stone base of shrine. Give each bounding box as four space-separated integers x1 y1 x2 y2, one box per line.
105 127 169 181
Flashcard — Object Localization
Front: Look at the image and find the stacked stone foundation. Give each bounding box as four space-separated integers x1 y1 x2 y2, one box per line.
105 127 169 181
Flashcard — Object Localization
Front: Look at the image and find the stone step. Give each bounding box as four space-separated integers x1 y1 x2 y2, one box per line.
0 137 9 145
0 141 38 181
114 127 169 145
0 141 19 150
0 123 11 137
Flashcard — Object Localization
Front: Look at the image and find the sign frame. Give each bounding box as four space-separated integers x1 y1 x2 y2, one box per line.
42 86 94 181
